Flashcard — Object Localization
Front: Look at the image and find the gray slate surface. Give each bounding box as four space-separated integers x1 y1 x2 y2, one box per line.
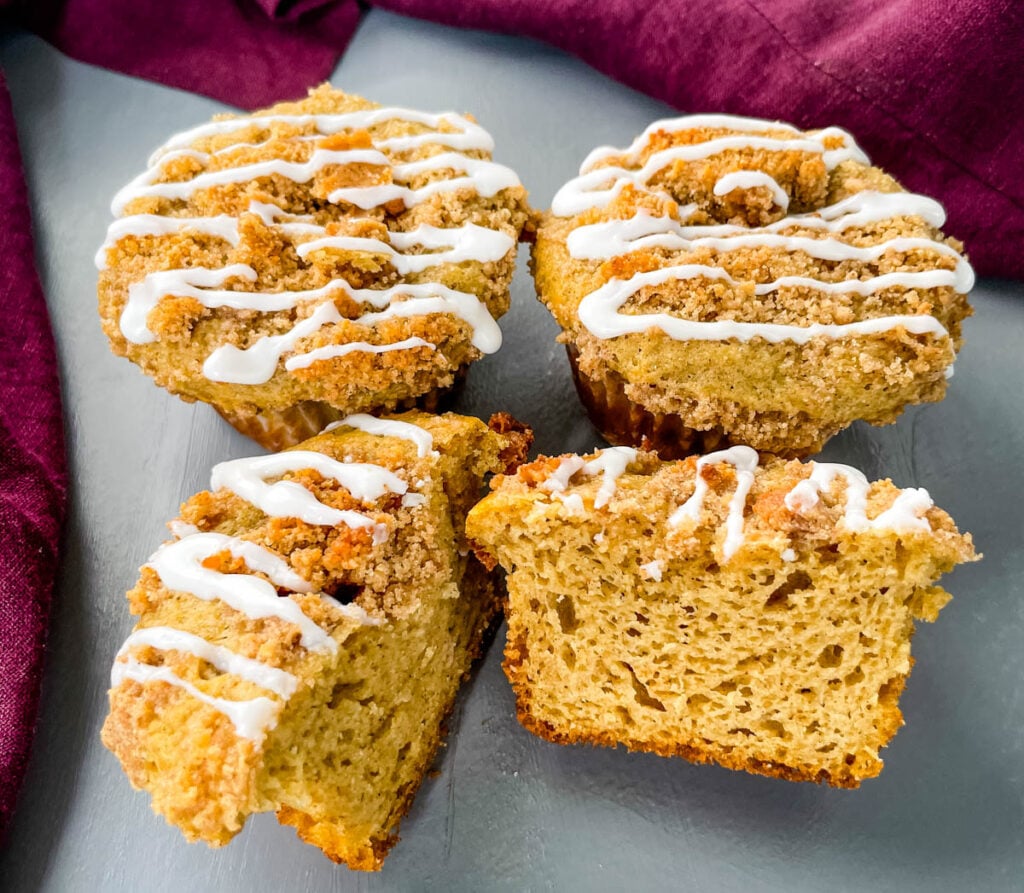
1 9 1021 891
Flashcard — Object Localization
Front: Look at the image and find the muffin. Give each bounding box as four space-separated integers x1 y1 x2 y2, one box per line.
533 114 974 457
97 84 531 450
101 411 531 869
467 445 978 787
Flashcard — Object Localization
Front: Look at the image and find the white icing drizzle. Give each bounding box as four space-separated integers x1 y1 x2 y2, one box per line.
329 154 519 208
713 171 789 210
210 450 408 544
535 446 937 561
577 264 952 343
202 299 341 384
199 286 500 384
539 456 586 493
784 462 933 532
96 214 241 269
111 656 279 741
537 447 638 510
118 142 516 217
115 144 516 215
324 413 436 457
112 148 390 215
286 337 435 374
106 104 519 385
560 493 585 516
95 200 331 270
168 519 200 539
117 626 298 698
553 116 868 217
145 532 337 652
150 109 495 163
579 115 866 172
668 446 759 561
566 210 973 292
681 189 947 233
123 266 501 360
296 222 514 274
582 447 638 509
558 115 967 359
246 199 317 226
350 291 501 352
121 264 257 344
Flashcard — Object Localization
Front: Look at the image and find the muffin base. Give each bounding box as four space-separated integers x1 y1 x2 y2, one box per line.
566 345 734 459
217 368 469 451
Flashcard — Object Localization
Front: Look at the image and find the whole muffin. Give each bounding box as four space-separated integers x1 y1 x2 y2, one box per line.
533 114 974 457
97 84 531 449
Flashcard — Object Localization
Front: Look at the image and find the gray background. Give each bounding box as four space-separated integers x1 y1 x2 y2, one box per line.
1 9 1022 891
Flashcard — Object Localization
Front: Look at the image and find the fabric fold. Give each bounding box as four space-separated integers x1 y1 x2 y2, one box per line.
0 71 68 839
4 0 362 110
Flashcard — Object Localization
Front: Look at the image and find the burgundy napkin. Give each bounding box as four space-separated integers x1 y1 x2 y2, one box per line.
6 0 362 112
0 71 68 837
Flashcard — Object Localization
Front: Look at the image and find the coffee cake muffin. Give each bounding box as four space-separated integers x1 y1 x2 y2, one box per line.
533 114 974 457
97 85 531 449
467 445 977 787
101 411 530 869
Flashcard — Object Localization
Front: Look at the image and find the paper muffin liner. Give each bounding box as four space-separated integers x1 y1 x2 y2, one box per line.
565 345 733 460
217 368 469 451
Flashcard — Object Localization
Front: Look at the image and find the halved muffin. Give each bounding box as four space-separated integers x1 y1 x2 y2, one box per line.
467 445 977 787
97 84 532 449
101 411 530 869
534 114 974 457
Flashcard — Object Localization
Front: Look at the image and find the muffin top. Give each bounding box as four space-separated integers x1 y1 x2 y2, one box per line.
470 444 976 576
97 84 531 416
539 114 972 347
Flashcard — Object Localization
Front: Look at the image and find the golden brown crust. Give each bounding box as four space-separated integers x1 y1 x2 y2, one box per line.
486 411 535 474
97 84 531 441
533 120 973 457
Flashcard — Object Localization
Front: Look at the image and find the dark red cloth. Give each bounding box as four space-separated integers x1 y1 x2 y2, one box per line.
0 71 68 837
7 0 363 112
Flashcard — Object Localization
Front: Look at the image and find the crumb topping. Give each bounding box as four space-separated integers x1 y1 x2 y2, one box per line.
97 84 532 415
